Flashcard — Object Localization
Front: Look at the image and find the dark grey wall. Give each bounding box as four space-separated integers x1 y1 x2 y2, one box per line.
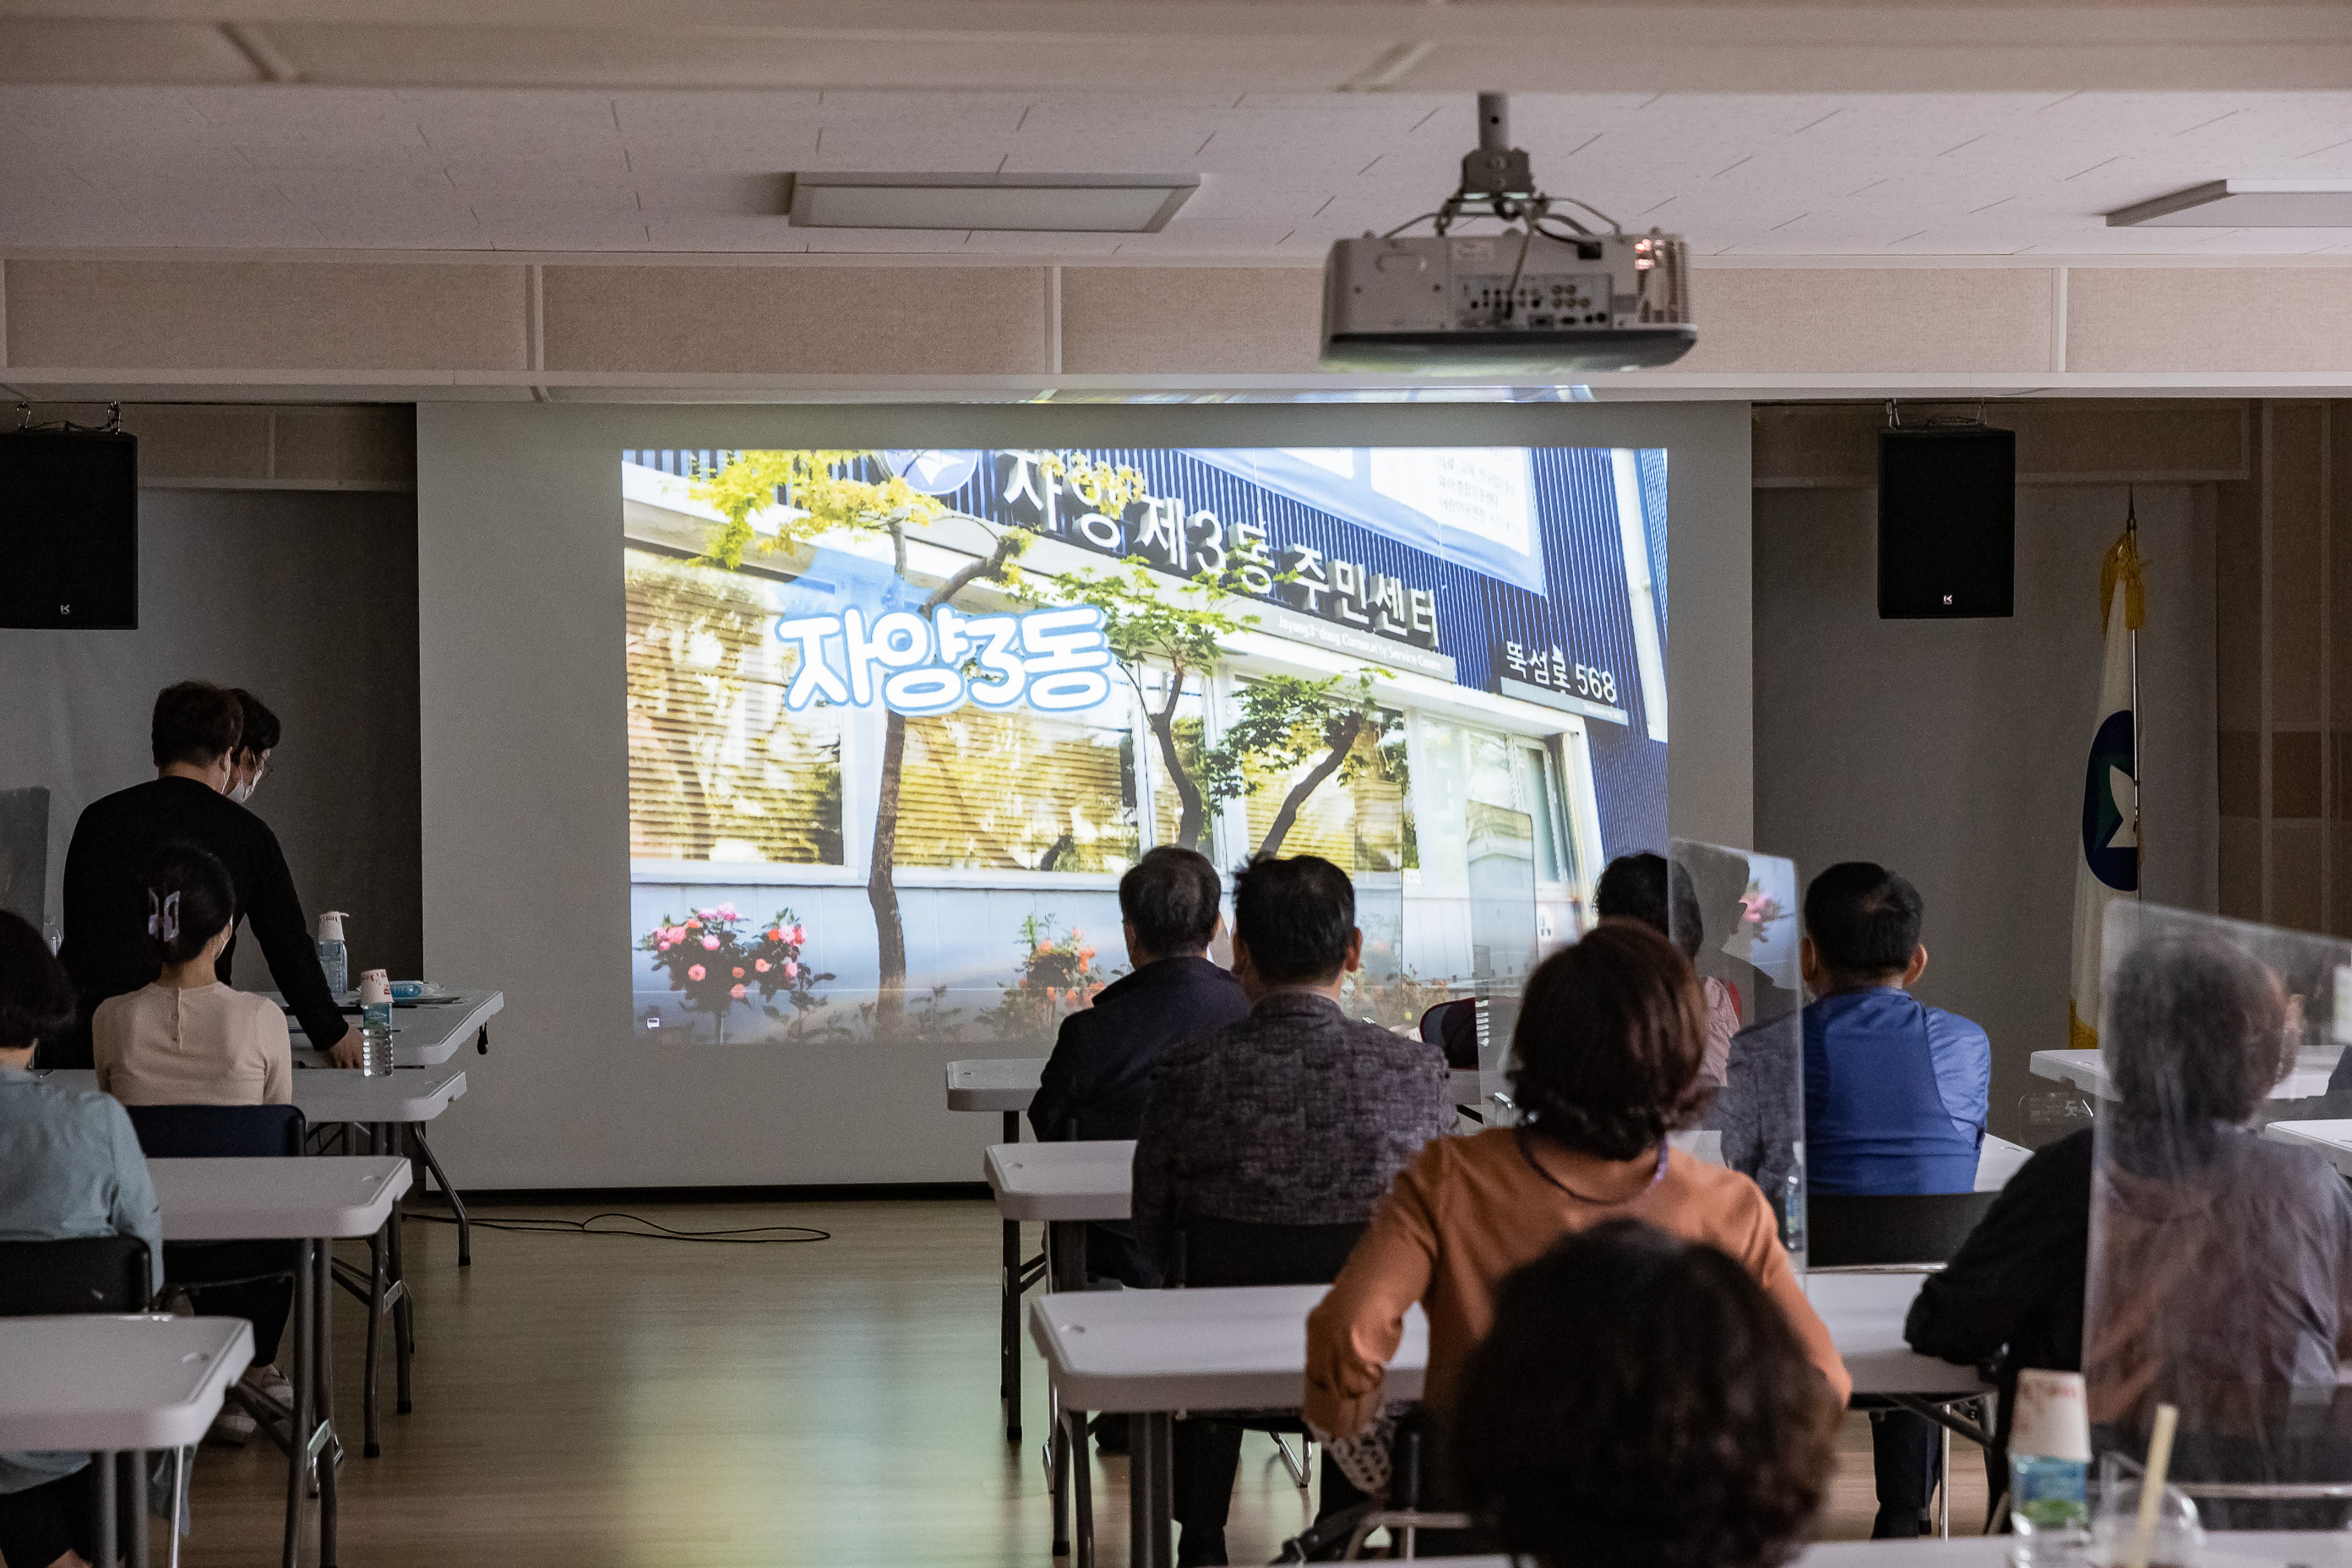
1753 482 2216 1139
0 487 422 986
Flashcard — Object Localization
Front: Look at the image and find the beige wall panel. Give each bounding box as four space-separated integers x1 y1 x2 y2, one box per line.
272 406 416 488
541 266 1050 377
2070 271 2352 373
261 24 1385 91
123 405 273 483
0 19 260 84
2219 815 2262 922
1679 269 2052 375
2268 402 2326 727
3 260 530 371
2272 819 2326 933
1058 269 1326 376
2213 476 2262 729
1755 400 2246 488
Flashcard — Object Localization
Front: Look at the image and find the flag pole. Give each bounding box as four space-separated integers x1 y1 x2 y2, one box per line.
2127 487 2142 901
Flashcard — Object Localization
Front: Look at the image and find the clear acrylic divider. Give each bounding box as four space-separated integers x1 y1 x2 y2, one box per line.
2085 899 2352 1529
1467 803 1541 1107
1672 841 1806 1260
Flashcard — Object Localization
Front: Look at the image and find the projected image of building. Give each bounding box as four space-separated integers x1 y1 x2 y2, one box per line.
622 445 1667 1048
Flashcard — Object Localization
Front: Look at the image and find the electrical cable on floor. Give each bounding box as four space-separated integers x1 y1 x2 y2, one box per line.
400 1211 830 1244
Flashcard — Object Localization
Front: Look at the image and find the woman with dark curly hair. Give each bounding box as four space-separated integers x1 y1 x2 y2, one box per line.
1454 1219 1838 1568
1304 920 1849 1456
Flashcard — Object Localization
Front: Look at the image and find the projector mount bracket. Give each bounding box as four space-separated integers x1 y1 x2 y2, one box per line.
1375 92 1634 326
14 400 121 435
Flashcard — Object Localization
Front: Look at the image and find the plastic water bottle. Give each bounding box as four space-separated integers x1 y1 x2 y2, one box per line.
317 912 350 996
359 968 395 1077
2009 1369 2092 1563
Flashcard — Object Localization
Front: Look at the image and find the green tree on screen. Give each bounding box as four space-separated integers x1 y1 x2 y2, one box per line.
689 449 1142 1034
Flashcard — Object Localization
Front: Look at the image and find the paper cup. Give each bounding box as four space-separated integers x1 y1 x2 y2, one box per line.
2012 1369 2092 1462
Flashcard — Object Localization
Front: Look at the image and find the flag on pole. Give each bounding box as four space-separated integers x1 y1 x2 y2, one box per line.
2068 520 2145 1049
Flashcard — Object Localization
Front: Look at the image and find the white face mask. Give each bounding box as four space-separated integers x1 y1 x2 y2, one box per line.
228 776 256 805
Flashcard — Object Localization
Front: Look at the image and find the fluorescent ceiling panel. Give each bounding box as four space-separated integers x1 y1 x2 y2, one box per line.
2107 180 2352 227
787 172 1197 232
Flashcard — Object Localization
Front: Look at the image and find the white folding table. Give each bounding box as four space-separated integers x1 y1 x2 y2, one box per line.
953 1059 1048 1443
150 1154 410 1568
51 1065 466 1444
1030 1283 1431 1568
0 1313 253 1568
2262 1119 2352 1176
286 988 500 1266
2031 1046 2343 1101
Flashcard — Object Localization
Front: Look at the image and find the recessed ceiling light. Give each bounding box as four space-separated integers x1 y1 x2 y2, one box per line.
784 172 1199 233
2107 180 2352 227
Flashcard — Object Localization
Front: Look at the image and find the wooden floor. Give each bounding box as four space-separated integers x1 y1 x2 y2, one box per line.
176 1198 1984 1567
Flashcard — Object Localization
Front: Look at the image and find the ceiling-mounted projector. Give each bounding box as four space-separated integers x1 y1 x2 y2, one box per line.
1321 93 1695 374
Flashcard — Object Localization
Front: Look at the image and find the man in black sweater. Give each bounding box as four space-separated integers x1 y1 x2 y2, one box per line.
52 681 361 1068
1030 845 1249 1288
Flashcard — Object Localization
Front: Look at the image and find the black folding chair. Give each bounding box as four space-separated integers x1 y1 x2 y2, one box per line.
1807 1190 1999 1270
0 1235 166 1567
1807 1188 2002 1536
1168 1217 1371 1541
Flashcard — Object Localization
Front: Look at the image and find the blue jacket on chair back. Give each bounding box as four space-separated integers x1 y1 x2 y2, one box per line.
1803 988 1988 1196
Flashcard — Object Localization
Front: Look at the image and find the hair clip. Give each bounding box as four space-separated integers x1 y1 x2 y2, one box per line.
149 888 181 944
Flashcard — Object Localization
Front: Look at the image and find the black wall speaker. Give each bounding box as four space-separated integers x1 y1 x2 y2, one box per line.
1877 424 2014 619
0 429 139 630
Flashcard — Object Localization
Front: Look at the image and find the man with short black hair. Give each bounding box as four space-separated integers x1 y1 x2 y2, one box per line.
1134 852 1449 1566
1030 845 1249 1291
1799 859 1989 1539
54 681 362 1070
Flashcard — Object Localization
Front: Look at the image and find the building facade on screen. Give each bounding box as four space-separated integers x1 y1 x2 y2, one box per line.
621 444 1668 1048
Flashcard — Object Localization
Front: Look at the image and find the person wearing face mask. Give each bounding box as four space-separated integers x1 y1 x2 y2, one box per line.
226 687 280 807
52 681 362 1070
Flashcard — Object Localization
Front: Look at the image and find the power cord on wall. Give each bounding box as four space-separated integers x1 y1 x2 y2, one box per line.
402 1210 830 1244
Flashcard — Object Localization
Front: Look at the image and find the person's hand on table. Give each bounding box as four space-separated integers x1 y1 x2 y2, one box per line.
328 1024 365 1070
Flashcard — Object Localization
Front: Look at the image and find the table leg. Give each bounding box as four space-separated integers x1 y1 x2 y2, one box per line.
170 1446 186 1568
316 1239 339 1568
1000 1109 1021 1446
386 1150 415 1412
1045 1222 1089 1563
411 1125 470 1267
281 1239 310 1568
129 1448 149 1567
1003 1215 1021 1446
94 1450 117 1568
1071 1410 1094 1568
1130 1413 1173 1568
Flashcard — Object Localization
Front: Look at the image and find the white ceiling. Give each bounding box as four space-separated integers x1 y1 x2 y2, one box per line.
4 84 2352 259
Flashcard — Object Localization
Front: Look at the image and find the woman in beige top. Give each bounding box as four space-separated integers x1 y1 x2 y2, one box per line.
94 842 292 1106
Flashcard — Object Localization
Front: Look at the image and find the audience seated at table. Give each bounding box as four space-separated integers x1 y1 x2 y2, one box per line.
1304 921 1850 1533
55 680 362 1071
1132 853 1449 1568
95 843 293 1108
1794 861 1990 1537
1940 931 2352 1527
1451 1220 1838 1568
1594 852 1739 1086
1030 846 1248 1293
0 909 164 1568
90 841 299 1449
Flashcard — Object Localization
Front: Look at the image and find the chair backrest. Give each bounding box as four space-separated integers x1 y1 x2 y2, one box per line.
1806 1190 2000 1269
1418 999 1478 1070
0 1236 152 1315
123 1102 306 1159
1171 1215 1369 1290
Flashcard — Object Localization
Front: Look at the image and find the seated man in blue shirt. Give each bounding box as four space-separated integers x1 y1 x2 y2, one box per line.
1800 860 1990 1538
